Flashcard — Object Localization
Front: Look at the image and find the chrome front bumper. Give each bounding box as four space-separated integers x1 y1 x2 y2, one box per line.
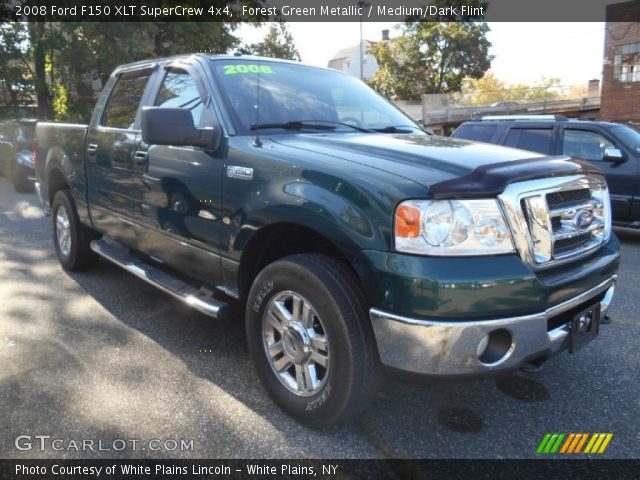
370 275 616 376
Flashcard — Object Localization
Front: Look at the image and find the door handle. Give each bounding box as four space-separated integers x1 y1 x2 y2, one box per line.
87 144 98 155
133 151 148 165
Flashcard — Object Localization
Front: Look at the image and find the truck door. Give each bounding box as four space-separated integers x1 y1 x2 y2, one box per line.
559 126 634 222
134 63 226 289
86 66 156 246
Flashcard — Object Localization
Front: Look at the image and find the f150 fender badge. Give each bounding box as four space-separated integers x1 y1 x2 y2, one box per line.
227 166 254 180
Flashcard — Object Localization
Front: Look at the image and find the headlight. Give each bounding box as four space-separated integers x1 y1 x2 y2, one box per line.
394 199 515 255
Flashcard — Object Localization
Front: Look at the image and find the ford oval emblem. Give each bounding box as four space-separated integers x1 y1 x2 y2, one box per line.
573 210 594 230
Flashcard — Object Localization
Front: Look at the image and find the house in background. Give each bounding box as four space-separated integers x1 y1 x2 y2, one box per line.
599 1 640 126
326 30 424 123
327 30 390 80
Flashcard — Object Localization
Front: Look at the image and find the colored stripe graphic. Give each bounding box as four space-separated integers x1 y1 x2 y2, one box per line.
537 433 552 454
574 433 589 453
550 434 565 453
585 433 614 454
537 433 565 454
538 433 613 454
560 434 575 453
568 433 586 453
544 434 559 453
597 433 613 453
584 433 600 453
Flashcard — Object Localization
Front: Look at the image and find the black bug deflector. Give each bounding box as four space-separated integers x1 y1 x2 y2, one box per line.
428 156 603 199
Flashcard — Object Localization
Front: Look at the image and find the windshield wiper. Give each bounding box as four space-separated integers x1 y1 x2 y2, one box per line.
370 125 426 134
250 120 372 133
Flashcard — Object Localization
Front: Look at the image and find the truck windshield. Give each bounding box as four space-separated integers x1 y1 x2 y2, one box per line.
210 59 421 135
609 124 640 154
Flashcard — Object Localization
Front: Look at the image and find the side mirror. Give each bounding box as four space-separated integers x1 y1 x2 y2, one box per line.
603 147 625 163
141 107 221 150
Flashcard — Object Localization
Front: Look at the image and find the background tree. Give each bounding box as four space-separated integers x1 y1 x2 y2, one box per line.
242 23 301 61
52 22 246 119
369 22 492 100
368 0 492 100
457 71 507 105
458 72 581 106
0 2 270 121
0 23 34 116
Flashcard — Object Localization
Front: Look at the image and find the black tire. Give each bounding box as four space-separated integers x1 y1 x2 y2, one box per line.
10 160 31 193
51 189 100 270
246 253 381 427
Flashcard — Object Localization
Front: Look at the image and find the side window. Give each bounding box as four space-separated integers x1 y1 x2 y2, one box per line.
562 129 615 162
102 72 151 129
155 70 204 127
453 124 497 142
504 128 553 154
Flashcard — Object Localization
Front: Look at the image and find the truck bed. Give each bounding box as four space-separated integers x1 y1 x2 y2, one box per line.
35 122 89 216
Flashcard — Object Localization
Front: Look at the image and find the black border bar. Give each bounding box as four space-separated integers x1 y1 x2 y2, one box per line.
1 459 640 480
2 0 637 22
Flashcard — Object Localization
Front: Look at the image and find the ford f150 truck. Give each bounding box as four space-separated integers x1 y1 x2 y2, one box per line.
35 55 620 427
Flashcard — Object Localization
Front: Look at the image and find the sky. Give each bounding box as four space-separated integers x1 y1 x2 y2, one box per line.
234 22 606 87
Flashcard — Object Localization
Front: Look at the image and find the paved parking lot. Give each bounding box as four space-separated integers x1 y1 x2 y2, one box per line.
0 176 638 459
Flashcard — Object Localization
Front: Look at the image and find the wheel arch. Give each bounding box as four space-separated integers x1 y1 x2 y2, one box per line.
44 146 70 204
47 167 69 205
237 222 358 300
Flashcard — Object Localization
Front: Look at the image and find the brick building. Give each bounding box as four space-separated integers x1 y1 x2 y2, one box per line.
599 1 640 126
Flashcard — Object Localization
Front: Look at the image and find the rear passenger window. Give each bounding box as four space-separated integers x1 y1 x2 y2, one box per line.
562 129 615 162
155 70 204 127
102 72 151 129
504 128 554 154
453 124 497 142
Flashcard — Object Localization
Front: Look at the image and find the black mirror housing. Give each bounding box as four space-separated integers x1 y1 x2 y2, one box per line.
141 107 221 150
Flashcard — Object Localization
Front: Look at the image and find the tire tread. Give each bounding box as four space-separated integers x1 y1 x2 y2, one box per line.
52 189 100 271
246 253 381 427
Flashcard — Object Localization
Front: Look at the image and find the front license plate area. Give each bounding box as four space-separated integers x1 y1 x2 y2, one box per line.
569 303 601 353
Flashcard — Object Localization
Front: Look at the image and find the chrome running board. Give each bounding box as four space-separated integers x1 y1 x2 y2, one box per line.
90 239 228 319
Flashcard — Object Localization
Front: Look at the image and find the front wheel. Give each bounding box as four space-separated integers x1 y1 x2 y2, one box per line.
51 190 100 271
246 254 381 427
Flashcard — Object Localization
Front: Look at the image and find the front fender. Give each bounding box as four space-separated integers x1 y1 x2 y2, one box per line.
229 173 394 258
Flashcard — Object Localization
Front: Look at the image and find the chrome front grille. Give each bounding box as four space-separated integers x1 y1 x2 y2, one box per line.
499 175 611 269
546 188 592 205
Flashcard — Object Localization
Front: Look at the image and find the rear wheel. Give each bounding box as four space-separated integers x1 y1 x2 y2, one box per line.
246 253 381 427
51 190 100 270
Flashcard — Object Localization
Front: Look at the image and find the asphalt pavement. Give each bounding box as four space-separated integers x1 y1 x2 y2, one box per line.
0 176 638 459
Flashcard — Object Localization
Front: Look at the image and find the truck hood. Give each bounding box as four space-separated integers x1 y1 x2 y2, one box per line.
272 133 600 195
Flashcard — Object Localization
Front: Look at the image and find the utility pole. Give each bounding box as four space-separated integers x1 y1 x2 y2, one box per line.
358 1 369 81
359 18 363 80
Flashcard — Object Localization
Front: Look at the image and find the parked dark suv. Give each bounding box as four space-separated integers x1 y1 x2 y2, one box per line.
451 115 640 227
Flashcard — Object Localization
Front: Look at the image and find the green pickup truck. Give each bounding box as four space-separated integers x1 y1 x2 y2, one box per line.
35 55 620 427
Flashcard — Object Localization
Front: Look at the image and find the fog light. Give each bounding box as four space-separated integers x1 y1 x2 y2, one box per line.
477 335 489 358
477 329 513 365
